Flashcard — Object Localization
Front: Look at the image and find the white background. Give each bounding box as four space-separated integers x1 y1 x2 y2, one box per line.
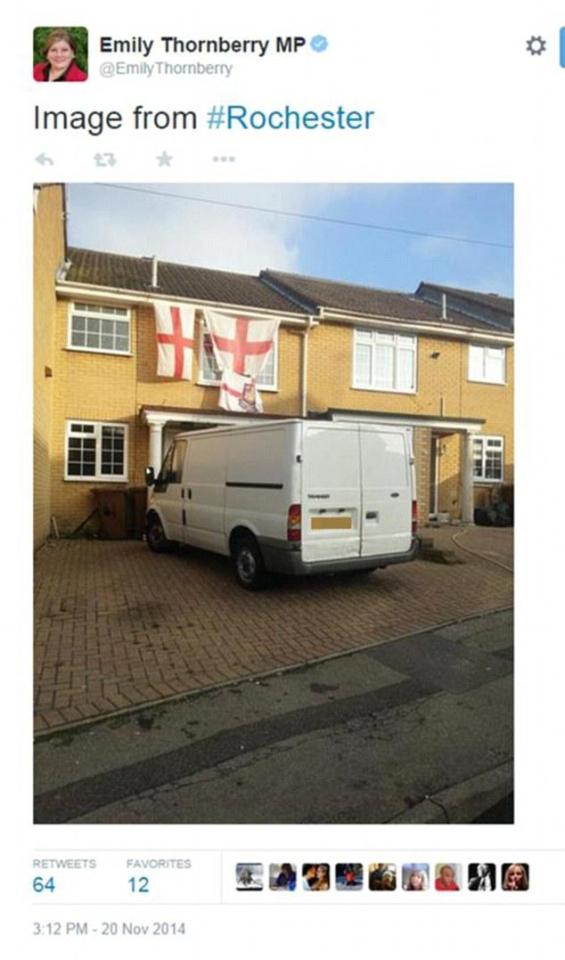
3 0 564 954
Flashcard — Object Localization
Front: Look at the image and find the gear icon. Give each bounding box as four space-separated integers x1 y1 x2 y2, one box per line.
526 36 547 55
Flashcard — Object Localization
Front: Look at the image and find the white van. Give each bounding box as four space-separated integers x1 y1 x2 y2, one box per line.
145 419 418 588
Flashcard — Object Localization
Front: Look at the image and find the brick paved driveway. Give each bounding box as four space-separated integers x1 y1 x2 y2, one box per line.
34 529 513 732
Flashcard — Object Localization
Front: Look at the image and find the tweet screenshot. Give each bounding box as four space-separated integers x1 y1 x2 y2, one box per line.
6 0 564 953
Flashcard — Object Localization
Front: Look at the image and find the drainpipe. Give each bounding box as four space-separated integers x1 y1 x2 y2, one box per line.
301 316 315 418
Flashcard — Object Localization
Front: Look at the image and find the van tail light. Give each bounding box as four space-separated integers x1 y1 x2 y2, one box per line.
411 500 418 536
287 504 302 542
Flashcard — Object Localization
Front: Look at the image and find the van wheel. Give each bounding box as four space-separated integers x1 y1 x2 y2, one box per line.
232 535 266 590
147 514 172 553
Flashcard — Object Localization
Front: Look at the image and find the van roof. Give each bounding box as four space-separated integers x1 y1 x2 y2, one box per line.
173 419 413 441
174 419 303 440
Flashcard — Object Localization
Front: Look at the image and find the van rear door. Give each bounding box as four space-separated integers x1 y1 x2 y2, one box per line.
301 425 361 562
359 425 412 557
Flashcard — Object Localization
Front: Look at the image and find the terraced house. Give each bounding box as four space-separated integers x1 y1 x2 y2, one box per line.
33 184 514 548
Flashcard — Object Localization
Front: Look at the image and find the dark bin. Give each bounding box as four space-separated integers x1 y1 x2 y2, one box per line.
128 486 148 539
91 489 129 540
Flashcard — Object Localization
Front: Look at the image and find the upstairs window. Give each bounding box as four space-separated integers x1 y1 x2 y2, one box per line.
68 302 131 355
353 329 417 393
199 331 277 389
468 344 505 384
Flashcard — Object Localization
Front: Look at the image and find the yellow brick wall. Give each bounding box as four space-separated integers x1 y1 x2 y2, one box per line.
34 185 65 548
49 301 513 531
413 427 431 521
50 302 304 532
307 324 514 520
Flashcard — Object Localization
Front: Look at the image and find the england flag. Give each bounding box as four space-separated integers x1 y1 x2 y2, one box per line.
204 310 279 379
154 301 195 380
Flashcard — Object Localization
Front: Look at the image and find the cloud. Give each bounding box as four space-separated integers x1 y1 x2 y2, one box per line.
67 183 350 275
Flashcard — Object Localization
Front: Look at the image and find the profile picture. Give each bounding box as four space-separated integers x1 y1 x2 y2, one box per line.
467 863 496 891
335 863 363 890
269 863 297 891
402 863 429 891
235 863 263 891
502 863 529 891
434 863 461 891
33 27 88 82
368 862 397 891
302 863 330 891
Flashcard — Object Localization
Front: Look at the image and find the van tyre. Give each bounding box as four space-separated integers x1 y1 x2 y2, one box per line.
147 514 173 554
232 534 266 590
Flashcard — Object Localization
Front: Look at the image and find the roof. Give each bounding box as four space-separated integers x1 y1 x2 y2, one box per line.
64 248 307 315
62 248 513 335
416 282 513 315
261 270 512 333
415 282 513 333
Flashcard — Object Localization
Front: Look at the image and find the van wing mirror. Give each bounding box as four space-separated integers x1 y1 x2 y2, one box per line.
145 466 155 486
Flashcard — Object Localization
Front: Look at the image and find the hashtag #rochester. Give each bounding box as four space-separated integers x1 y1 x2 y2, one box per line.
207 104 376 130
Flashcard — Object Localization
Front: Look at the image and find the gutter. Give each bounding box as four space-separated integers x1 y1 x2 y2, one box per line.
319 307 514 344
55 281 314 327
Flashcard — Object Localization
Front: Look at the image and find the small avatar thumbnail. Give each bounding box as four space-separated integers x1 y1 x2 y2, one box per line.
402 863 430 891
236 862 264 891
269 863 297 891
368 863 397 891
335 863 363 890
302 863 330 891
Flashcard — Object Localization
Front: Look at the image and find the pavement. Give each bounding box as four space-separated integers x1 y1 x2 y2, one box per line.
34 608 513 824
34 526 513 733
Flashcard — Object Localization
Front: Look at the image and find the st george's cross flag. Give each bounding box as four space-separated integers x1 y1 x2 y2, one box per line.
154 301 195 380
219 369 263 414
204 310 279 379
203 310 279 411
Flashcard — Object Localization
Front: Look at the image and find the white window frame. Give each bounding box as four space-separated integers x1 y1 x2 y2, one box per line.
64 420 128 482
472 435 504 483
67 302 132 356
197 327 279 391
468 343 506 385
352 328 417 394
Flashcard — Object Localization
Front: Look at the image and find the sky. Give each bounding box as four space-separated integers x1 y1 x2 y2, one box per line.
67 183 513 296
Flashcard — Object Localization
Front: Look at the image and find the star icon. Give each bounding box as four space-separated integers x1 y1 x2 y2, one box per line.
156 151 173 166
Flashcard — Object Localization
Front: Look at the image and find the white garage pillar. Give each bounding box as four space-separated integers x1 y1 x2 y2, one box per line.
461 431 476 523
147 418 164 472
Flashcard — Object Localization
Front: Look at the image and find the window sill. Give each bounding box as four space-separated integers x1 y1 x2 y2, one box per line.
473 479 504 485
351 384 416 396
196 379 278 393
467 377 506 386
64 476 129 483
65 347 133 358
